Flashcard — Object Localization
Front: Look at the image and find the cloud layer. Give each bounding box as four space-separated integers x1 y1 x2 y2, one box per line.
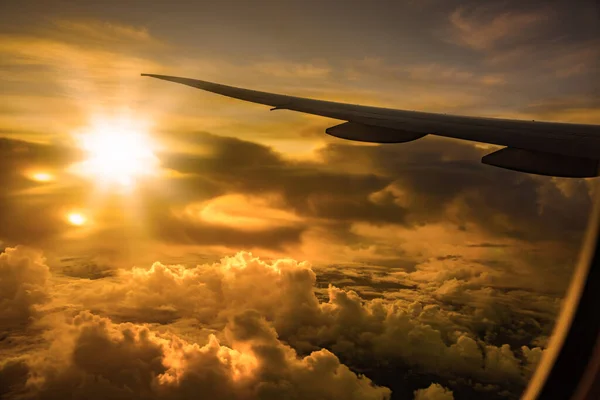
10 310 389 400
1 247 550 399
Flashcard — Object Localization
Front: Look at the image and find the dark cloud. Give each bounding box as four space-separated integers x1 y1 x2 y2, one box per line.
147 132 405 249
0 138 81 185
0 138 85 247
58 257 116 279
0 359 29 399
156 130 589 250
154 217 306 250
160 133 392 212
317 137 592 245
466 243 510 248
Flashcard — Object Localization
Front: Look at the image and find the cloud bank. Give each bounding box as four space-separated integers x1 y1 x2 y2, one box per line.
1 247 548 399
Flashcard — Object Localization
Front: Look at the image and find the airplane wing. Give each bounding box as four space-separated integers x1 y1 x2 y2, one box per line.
141 73 600 178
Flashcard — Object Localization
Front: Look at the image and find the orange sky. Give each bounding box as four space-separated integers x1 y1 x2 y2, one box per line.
0 2 597 265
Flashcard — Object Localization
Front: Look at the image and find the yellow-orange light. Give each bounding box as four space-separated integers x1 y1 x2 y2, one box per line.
67 213 87 226
29 172 54 182
71 116 159 187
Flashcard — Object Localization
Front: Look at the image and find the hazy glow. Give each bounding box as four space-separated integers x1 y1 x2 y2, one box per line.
182 194 301 231
73 116 159 187
67 213 87 226
29 172 54 182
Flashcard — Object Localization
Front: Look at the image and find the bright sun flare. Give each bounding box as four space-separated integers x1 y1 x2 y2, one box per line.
67 212 87 226
29 172 54 182
74 117 159 187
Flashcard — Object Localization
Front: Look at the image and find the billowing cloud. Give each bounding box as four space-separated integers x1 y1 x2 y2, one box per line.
0 246 50 327
0 245 544 399
5 310 390 400
41 249 550 398
413 383 454 400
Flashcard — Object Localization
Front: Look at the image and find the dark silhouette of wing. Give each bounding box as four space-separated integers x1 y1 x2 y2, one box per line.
142 73 600 177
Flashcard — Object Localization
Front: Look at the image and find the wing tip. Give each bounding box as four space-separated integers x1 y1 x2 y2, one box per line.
141 73 168 78
140 73 182 82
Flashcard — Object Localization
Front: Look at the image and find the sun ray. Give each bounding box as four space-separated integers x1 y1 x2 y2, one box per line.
70 115 160 189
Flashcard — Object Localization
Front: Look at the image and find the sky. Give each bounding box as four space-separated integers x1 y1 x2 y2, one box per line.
0 1 599 399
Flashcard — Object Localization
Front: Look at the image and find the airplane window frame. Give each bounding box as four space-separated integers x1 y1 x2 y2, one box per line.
524 193 600 400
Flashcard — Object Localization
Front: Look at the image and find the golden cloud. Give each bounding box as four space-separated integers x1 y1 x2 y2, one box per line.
413 383 454 400
179 194 302 232
0 246 49 326
0 242 558 399
17 310 390 400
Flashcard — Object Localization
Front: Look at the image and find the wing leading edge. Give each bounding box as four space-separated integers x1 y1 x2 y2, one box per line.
141 73 600 177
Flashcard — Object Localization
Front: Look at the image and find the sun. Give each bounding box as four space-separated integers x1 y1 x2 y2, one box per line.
73 116 159 187
67 212 87 226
